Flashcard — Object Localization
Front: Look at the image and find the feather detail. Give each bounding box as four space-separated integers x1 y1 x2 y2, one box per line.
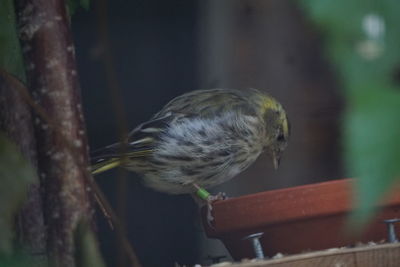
89 88 290 196
90 115 172 175
92 159 121 175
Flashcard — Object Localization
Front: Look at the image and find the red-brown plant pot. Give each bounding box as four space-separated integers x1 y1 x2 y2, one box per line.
201 178 400 260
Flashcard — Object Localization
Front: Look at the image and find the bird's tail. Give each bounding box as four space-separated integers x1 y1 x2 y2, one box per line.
91 158 121 175
90 116 166 175
90 143 123 175
90 142 153 175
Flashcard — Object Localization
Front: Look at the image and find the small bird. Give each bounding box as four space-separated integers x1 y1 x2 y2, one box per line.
91 88 289 198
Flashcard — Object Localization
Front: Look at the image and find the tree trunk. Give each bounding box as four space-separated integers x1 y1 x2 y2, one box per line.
14 0 95 266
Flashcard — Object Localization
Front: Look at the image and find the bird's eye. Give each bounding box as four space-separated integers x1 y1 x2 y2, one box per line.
277 133 285 142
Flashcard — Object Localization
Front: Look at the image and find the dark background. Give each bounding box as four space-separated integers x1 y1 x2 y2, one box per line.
72 0 343 266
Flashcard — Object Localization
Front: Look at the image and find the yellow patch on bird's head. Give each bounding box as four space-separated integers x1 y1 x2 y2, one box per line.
260 96 289 133
247 88 290 142
256 91 290 168
260 96 283 113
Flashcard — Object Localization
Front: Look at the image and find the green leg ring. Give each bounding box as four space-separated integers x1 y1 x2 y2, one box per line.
196 187 210 200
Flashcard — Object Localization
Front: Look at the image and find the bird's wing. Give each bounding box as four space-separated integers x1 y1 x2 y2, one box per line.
91 89 257 175
91 113 174 174
153 89 258 119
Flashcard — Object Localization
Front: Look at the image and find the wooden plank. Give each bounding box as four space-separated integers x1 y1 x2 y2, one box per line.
214 243 400 267
355 244 400 267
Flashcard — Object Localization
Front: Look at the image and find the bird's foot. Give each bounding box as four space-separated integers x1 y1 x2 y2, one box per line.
205 192 228 224
192 184 228 226
207 192 228 201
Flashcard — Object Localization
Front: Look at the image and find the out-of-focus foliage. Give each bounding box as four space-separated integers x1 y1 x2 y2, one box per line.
67 0 90 15
0 254 34 267
301 0 400 223
0 0 25 81
0 0 106 266
0 220 107 267
74 222 107 267
0 0 89 79
0 133 35 255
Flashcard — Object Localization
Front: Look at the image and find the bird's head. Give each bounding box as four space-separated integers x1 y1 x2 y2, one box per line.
251 90 290 169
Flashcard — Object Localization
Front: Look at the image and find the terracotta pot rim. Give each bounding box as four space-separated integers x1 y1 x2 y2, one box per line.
202 178 400 259
203 178 400 237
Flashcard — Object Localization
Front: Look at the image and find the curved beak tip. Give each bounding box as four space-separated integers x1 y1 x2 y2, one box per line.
272 153 280 170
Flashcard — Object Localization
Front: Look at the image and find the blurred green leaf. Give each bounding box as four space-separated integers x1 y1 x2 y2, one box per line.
67 0 90 15
300 0 400 224
0 0 25 82
0 133 35 256
0 254 33 267
345 88 400 223
81 0 90 10
74 221 106 267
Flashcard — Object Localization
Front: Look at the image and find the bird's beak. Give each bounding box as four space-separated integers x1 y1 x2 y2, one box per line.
272 152 280 170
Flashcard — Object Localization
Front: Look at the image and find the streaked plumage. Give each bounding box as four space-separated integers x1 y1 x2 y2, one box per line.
91 88 289 194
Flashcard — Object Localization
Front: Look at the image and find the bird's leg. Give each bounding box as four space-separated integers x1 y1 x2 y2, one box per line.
192 184 227 225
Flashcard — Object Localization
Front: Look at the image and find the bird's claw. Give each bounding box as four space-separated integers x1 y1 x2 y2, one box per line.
206 192 228 226
207 192 228 202
191 184 228 227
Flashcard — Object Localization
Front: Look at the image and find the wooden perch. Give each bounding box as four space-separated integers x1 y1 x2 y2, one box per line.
222 243 400 267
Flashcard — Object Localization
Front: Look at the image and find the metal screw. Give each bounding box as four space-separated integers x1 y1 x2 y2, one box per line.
383 218 400 243
243 232 265 259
